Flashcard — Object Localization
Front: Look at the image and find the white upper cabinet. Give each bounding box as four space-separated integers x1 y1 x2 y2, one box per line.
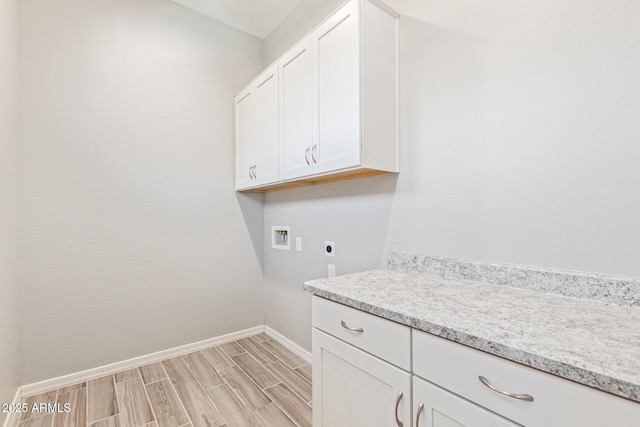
235 88 255 190
279 38 314 180
234 65 279 190
311 0 360 175
236 0 399 192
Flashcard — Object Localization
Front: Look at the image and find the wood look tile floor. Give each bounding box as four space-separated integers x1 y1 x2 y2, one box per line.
18 334 312 427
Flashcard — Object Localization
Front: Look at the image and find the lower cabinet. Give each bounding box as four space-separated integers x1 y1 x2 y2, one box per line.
312 328 411 427
413 376 519 427
312 296 640 427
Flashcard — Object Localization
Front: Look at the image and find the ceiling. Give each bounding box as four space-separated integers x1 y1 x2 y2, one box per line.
170 0 303 39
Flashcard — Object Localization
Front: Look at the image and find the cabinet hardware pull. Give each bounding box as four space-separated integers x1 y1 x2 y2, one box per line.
305 148 311 165
478 376 534 401
415 402 424 427
395 391 404 427
249 167 253 179
253 165 257 179
340 320 364 333
311 144 318 163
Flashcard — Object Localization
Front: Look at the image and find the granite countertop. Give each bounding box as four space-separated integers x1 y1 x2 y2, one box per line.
304 269 640 403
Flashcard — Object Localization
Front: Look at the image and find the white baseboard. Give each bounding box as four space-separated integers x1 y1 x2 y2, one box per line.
2 388 22 427
20 325 264 398
264 326 312 364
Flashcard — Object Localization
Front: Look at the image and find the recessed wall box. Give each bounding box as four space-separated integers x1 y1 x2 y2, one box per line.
272 226 290 250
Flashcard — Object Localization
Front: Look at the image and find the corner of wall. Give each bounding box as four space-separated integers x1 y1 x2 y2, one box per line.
0 0 21 422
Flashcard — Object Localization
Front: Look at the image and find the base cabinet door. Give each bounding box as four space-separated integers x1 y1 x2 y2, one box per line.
413 376 520 427
313 328 411 427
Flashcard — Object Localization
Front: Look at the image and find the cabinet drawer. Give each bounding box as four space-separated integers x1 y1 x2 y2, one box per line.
413 329 640 427
312 296 410 370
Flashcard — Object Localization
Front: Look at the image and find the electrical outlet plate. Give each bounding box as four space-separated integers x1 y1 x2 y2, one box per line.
272 226 290 250
325 241 335 257
328 264 336 278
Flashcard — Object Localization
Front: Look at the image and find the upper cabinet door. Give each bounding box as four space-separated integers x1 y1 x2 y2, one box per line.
235 66 279 190
234 87 255 190
279 39 314 180
253 65 279 186
311 0 361 174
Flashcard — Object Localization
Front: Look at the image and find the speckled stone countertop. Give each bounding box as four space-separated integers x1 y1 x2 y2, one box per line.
304 270 640 403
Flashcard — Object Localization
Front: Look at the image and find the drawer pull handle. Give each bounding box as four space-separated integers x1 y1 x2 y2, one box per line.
478 376 534 401
395 391 404 427
340 320 364 333
415 402 424 427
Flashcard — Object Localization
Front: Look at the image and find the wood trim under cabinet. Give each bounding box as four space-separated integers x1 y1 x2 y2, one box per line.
241 168 396 192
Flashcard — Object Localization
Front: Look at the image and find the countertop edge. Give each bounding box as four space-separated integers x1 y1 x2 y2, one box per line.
303 283 640 403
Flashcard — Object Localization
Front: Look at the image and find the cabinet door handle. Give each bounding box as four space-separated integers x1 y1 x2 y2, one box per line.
340 320 363 333
311 144 318 163
252 165 257 179
395 391 404 427
305 148 311 165
249 167 253 179
415 402 424 427
478 376 534 401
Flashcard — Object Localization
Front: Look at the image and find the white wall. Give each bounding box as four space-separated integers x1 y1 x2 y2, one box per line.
19 0 265 383
262 0 640 350
0 0 20 417
262 0 345 65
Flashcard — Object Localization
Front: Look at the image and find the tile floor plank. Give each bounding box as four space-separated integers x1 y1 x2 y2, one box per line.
251 333 272 343
58 383 85 395
115 369 140 383
17 413 54 427
116 378 154 427
90 415 121 427
172 381 225 427
205 385 256 427
54 388 87 427
219 367 271 410
20 391 58 421
236 338 278 365
183 353 224 390
264 383 311 427
253 403 297 427
231 353 279 389
162 358 198 385
139 363 167 385
145 379 190 427
266 361 312 403
88 376 119 423
259 341 306 370
201 348 235 372
295 364 312 384
29 337 311 427
219 342 244 358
